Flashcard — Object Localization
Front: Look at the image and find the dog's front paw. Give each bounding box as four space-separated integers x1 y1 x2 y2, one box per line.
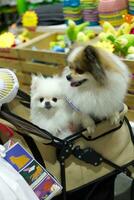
110 112 120 125
82 121 95 138
87 125 95 134
82 117 95 135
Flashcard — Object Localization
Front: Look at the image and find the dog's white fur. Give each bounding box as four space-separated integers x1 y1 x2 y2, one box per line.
30 75 73 139
62 46 130 134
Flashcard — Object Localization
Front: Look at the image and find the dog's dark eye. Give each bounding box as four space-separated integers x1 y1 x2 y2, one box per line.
75 68 84 74
52 97 57 102
40 97 44 102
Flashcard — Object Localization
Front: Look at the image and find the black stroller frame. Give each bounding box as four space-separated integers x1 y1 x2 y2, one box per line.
0 89 134 200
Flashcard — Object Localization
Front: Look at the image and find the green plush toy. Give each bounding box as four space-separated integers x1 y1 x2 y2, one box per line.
56 34 65 41
102 21 117 35
83 29 96 39
114 34 134 55
76 32 89 43
66 19 89 43
98 32 116 43
116 22 132 36
126 46 134 59
50 41 66 49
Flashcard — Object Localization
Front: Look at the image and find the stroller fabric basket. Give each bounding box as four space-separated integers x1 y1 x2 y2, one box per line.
0 90 134 199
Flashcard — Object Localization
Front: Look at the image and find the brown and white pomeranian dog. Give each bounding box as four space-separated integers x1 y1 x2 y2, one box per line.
62 44 130 134
30 75 74 139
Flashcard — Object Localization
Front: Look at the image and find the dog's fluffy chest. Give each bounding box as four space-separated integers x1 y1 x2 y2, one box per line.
65 84 124 120
31 108 71 136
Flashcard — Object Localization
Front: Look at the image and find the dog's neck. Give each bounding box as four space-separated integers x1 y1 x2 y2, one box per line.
65 96 81 113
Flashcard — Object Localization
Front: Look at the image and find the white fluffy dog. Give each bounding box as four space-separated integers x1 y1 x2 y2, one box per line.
62 44 130 134
30 75 74 139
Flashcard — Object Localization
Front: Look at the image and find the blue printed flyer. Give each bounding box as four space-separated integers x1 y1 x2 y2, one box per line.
4 141 62 200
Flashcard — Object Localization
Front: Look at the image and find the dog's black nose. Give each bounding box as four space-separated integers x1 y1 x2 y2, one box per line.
45 101 51 109
66 75 72 81
45 101 50 106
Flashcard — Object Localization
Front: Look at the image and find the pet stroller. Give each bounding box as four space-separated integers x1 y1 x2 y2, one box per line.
0 89 134 200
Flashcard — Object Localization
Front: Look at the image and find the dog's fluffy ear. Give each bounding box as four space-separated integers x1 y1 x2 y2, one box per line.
84 45 106 84
31 74 44 91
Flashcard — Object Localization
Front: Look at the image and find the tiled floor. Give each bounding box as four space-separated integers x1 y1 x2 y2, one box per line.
115 173 132 200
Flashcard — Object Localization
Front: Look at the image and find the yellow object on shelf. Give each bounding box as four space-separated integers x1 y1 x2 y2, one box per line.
95 40 115 53
0 32 15 48
18 29 30 43
22 11 38 30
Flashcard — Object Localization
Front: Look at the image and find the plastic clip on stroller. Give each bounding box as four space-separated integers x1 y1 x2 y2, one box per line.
73 146 103 166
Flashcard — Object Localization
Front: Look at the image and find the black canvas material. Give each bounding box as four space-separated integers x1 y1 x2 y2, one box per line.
35 3 65 25
52 174 116 200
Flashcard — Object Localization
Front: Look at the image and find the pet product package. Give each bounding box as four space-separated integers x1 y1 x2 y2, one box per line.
3 140 62 200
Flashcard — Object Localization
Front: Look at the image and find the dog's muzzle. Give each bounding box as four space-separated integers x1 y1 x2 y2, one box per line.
71 79 87 87
45 102 52 109
66 75 87 87
66 75 72 81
